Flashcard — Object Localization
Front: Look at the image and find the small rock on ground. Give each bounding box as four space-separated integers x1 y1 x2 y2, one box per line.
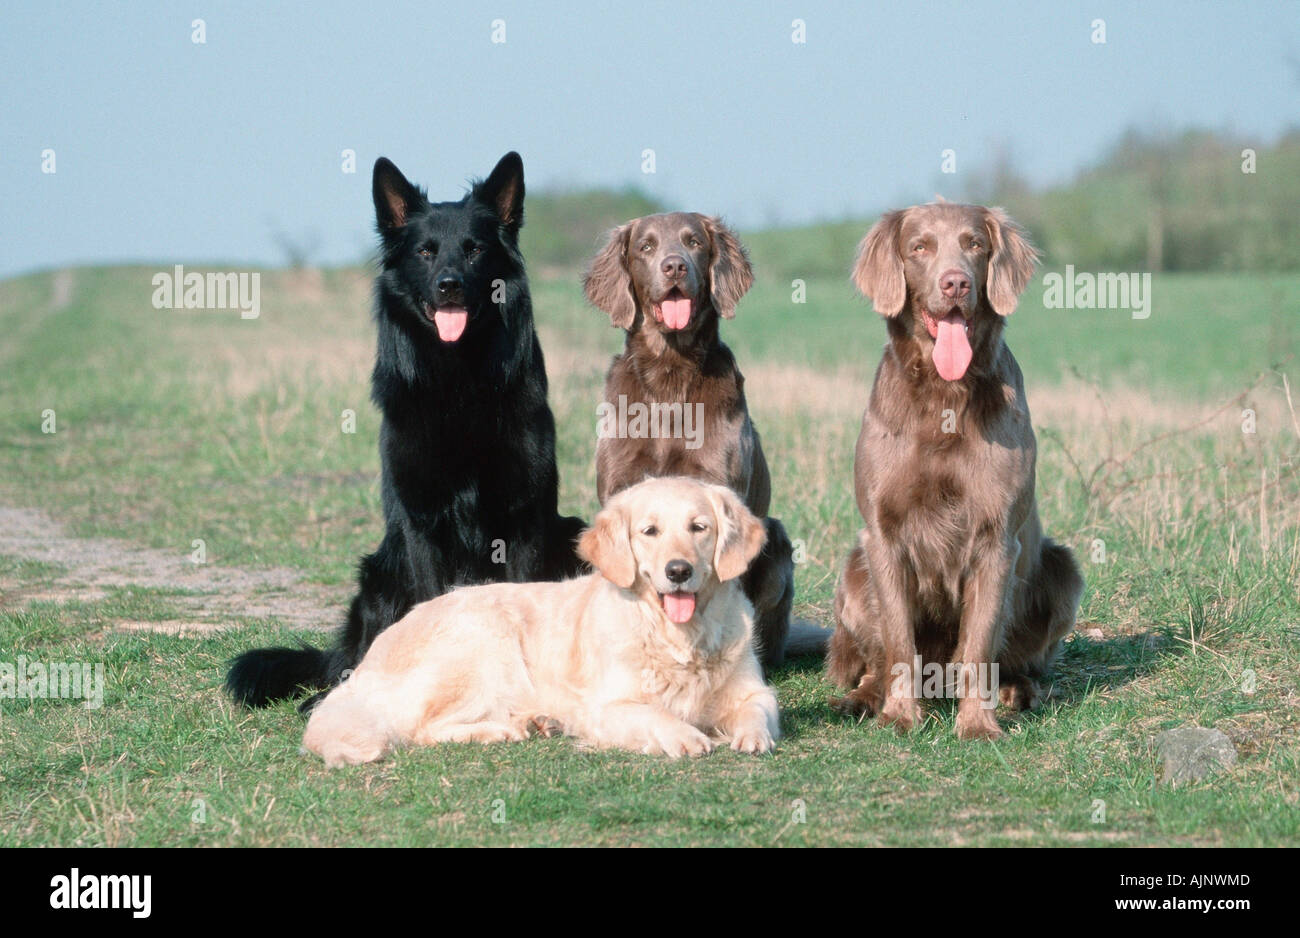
1155 726 1238 786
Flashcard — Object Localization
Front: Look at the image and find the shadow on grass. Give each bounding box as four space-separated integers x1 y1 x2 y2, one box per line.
772 626 1185 738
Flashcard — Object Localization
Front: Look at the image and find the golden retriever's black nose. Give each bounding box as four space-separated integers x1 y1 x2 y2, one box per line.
661 255 688 280
939 268 970 299
664 559 693 584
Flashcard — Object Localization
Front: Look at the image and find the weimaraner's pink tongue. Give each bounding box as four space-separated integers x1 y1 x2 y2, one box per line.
433 307 467 342
932 312 972 381
662 592 696 623
659 297 692 330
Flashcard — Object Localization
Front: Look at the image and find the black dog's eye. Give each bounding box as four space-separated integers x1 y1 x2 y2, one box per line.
641 525 659 537
418 243 437 259
466 242 484 259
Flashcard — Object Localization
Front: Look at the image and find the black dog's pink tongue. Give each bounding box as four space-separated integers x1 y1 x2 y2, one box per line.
433 306 468 342
658 296 692 330
932 311 972 381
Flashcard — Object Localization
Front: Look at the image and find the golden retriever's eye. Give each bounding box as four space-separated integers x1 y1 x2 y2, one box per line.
690 521 708 533
641 525 659 537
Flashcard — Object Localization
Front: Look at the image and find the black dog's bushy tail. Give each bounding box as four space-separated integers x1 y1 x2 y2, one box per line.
225 644 334 708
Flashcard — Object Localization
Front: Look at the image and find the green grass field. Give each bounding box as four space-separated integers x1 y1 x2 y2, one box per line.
1 260 1297 846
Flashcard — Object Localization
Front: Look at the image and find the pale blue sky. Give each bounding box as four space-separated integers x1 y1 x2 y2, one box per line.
1 0 1295 276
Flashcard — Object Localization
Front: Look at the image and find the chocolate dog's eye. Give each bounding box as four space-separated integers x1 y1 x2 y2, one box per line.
912 243 926 254
969 239 983 251
640 241 654 253
641 525 659 537
687 236 702 249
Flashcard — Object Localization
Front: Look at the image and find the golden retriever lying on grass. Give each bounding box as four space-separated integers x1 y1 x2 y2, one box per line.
303 477 780 765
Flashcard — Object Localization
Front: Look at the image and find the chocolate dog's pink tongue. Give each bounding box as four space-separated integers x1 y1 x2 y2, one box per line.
932 312 972 381
662 592 696 624
659 296 692 330
433 307 468 342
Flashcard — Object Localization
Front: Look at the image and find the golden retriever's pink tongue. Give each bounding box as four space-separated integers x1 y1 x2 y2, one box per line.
932 312 972 381
433 307 467 342
662 592 696 624
659 297 692 330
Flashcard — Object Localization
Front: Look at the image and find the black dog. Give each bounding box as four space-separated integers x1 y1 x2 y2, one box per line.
226 152 586 710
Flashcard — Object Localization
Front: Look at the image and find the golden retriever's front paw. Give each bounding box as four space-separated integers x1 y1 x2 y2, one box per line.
729 726 775 755
877 696 922 734
955 705 1003 741
647 722 714 758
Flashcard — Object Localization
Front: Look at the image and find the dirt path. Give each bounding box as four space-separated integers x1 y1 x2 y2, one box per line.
0 506 346 633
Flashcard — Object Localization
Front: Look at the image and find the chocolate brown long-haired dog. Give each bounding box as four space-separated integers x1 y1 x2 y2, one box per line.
827 202 1084 740
583 213 797 667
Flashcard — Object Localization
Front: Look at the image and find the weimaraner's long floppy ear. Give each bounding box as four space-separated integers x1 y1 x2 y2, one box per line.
701 216 754 319
583 223 637 329
983 206 1040 316
704 484 766 582
851 209 907 316
577 501 636 590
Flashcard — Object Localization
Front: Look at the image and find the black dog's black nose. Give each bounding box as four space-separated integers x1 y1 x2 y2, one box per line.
664 560 692 584
660 255 687 280
436 275 463 298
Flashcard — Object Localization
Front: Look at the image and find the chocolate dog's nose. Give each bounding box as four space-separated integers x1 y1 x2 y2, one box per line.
939 268 970 299
664 559 693 584
661 254 688 280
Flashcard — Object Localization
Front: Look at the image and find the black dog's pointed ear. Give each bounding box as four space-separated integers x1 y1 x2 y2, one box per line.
373 158 421 231
476 151 525 231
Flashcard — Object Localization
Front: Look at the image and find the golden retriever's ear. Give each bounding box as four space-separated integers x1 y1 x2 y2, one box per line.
705 485 766 582
577 504 636 590
984 207 1039 316
583 223 637 329
851 209 907 316
701 215 753 319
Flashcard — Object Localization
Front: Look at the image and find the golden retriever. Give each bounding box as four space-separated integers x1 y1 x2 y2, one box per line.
302 477 780 765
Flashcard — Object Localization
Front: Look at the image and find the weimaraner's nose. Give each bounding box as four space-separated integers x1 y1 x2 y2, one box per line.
661 255 688 280
939 268 970 299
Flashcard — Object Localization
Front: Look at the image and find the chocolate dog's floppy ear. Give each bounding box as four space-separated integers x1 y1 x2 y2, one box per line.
701 216 754 319
475 151 525 233
704 484 766 582
583 223 636 329
851 209 907 316
577 502 636 590
373 158 423 231
983 206 1039 316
